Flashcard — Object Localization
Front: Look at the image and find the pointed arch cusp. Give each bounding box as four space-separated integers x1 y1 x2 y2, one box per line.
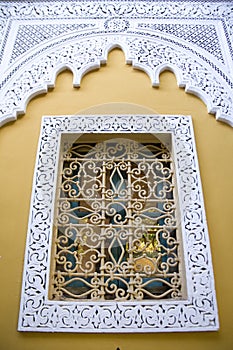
102 42 132 66
72 61 102 87
49 62 103 88
152 64 185 88
184 84 215 115
0 32 233 127
49 64 79 88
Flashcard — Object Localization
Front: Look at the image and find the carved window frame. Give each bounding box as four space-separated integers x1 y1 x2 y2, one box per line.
18 114 219 333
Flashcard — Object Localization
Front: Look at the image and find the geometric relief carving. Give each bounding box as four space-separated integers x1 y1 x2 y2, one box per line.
10 23 96 63
138 23 225 63
0 1 233 128
18 114 219 332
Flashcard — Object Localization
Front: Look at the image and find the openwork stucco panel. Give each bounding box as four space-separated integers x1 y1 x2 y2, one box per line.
18 114 219 332
0 1 233 127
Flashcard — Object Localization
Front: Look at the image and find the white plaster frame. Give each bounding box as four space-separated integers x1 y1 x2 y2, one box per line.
18 114 219 333
0 1 233 127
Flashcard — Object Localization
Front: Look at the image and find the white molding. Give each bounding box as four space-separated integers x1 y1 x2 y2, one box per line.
18 114 219 332
0 1 233 127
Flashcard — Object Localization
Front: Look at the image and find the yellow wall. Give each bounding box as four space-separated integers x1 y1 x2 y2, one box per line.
1 49 233 350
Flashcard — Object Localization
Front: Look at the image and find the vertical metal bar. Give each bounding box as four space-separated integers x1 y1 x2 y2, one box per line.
127 155 135 300
99 154 107 300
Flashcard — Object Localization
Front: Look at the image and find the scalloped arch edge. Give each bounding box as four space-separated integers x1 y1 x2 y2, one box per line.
1 38 233 128
1 61 232 128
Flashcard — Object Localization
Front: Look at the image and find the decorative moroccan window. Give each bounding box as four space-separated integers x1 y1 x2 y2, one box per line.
18 115 218 332
50 134 183 301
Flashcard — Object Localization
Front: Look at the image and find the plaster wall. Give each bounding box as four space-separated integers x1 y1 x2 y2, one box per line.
0 49 233 349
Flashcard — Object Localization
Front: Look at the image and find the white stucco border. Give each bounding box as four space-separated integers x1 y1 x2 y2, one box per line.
18 114 219 332
0 1 233 127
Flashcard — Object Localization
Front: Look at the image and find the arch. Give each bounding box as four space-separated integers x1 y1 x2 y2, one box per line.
49 64 81 89
153 63 184 88
102 42 132 65
0 6 233 127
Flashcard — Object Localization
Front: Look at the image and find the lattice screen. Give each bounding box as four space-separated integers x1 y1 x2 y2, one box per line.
50 135 183 301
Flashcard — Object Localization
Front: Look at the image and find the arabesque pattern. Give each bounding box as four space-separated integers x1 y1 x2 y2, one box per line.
18 114 219 332
51 139 182 301
0 1 233 127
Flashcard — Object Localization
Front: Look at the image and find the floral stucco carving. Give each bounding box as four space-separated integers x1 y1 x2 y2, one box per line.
0 1 233 126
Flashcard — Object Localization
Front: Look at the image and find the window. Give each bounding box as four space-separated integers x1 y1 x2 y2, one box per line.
50 134 183 301
18 115 218 332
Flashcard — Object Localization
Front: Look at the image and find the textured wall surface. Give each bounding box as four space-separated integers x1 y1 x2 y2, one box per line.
0 48 233 349
0 0 233 126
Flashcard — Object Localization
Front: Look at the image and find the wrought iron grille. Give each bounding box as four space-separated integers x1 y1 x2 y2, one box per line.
50 136 182 301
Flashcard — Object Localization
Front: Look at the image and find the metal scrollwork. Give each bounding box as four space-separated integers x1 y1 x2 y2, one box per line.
18 114 219 332
51 139 181 301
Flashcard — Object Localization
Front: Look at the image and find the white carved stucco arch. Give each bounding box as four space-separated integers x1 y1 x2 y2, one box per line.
0 1 233 127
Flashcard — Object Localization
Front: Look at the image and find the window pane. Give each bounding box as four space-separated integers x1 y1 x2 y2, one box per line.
50 135 183 301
